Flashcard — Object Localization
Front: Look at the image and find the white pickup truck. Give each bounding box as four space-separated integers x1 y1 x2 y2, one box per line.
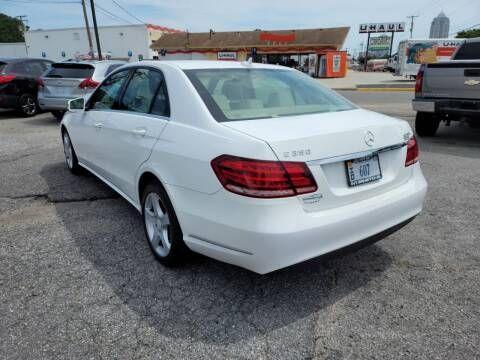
412 38 480 136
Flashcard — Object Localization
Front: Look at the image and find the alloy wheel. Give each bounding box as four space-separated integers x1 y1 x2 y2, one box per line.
144 192 171 257
21 96 36 116
63 133 73 169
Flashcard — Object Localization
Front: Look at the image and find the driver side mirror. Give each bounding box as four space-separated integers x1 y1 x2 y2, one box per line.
68 97 85 112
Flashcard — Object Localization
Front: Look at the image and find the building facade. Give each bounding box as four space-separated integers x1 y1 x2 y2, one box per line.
24 24 182 62
0 43 27 58
151 27 350 77
429 12 450 38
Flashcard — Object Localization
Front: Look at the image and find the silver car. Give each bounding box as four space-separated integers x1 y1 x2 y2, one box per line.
38 60 126 119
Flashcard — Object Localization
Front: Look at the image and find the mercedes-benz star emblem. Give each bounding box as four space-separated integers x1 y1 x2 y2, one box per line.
364 131 375 147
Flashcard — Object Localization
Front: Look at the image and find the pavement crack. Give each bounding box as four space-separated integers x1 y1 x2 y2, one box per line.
0 194 118 204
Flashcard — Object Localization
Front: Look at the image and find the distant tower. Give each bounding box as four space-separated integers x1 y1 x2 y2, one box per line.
429 11 450 38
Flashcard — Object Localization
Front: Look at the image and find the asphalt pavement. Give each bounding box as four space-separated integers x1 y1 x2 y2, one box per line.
1 92 479 359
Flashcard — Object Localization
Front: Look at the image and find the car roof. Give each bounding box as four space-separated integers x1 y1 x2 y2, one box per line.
0 58 53 63
124 60 293 71
53 60 126 66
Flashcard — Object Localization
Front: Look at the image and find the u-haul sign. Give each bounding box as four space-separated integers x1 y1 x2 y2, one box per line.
359 23 405 33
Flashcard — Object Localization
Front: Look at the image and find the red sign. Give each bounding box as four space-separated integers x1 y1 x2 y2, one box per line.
260 32 296 43
436 46 457 57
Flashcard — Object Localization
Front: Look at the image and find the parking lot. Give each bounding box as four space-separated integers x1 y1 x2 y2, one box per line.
1 91 479 359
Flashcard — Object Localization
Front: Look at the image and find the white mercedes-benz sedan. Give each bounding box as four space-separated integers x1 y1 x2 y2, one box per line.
61 60 427 274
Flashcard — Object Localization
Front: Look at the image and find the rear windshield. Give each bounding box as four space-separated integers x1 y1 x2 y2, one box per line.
454 42 480 60
45 63 94 78
185 68 355 122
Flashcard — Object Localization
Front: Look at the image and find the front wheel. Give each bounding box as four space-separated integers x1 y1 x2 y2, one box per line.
18 93 38 117
415 112 440 137
62 131 82 174
142 182 190 266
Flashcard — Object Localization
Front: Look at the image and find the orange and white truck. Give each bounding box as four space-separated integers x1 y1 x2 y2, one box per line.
394 39 465 77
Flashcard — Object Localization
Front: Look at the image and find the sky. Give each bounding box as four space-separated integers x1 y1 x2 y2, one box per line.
1 0 479 54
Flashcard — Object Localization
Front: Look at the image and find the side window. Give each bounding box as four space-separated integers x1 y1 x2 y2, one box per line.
26 61 45 77
120 68 162 114
10 62 27 75
88 70 130 110
150 80 170 117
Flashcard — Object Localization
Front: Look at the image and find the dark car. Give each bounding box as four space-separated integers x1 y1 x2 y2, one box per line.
0 58 53 117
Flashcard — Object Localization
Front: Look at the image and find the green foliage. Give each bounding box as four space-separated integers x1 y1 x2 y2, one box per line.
456 29 480 39
0 13 25 43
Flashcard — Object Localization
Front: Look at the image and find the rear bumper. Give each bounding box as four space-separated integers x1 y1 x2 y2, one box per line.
168 164 428 274
413 97 480 117
38 95 71 111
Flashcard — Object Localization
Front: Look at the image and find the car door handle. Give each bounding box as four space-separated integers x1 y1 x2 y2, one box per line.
132 128 147 136
94 122 103 129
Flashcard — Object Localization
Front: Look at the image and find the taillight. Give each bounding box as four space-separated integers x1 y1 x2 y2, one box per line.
415 64 425 96
79 78 99 89
211 155 317 198
37 78 44 88
0 75 15 84
405 136 419 167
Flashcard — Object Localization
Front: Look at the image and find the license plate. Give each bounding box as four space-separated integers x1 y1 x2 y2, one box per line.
345 154 382 187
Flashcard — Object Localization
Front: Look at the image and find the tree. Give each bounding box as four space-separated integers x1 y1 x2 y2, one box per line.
0 13 25 43
456 29 480 39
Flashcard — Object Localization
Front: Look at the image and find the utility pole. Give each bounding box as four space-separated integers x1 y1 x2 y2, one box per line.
16 15 29 56
407 15 419 38
81 0 94 57
89 0 102 60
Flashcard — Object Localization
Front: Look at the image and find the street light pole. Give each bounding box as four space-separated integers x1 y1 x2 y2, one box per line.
89 0 102 60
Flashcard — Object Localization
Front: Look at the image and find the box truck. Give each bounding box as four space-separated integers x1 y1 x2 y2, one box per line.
394 39 465 77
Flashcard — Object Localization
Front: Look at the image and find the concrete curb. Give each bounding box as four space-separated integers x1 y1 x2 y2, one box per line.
333 86 414 92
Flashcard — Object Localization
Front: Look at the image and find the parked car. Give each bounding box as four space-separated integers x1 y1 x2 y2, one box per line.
0 58 53 116
412 37 480 136
38 60 126 120
61 61 427 274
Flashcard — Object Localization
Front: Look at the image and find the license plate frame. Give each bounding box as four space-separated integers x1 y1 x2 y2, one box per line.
345 154 382 187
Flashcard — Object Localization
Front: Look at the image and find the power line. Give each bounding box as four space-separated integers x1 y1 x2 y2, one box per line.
93 3 135 24
0 0 79 3
450 23 480 36
110 0 144 24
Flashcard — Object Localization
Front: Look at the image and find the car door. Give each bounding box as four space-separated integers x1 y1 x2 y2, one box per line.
69 69 131 173
96 67 170 200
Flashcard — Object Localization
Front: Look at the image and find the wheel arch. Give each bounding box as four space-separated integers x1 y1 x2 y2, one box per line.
137 170 172 211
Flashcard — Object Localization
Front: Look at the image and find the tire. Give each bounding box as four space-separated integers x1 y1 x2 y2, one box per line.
51 110 65 121
62 130 82 174
415 112 440 137
17 93 38 117
141 181 190 266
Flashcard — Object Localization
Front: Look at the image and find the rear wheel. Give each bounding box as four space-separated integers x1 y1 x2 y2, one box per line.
415 112 440 137
18 93 38 117
142 181 190 266
51 110 65 121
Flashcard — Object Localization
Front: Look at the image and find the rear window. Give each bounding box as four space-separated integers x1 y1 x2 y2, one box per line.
45 63 95 78
0 62 6 73
454 42 480 60
185 68 355 122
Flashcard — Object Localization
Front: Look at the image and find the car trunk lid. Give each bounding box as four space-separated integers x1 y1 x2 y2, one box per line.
222 109 414 210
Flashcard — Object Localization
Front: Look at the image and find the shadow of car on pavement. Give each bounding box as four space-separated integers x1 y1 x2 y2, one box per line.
40 161 393 345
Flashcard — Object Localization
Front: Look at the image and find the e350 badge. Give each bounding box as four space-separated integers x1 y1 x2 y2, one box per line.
283 149 311 158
